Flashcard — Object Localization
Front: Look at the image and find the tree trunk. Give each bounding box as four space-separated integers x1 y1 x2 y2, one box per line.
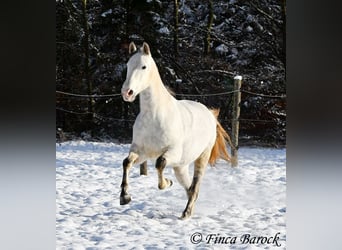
204 0 214 55
81 0 94 127
281 0 286 70
173 0 179 56
124 0 131 42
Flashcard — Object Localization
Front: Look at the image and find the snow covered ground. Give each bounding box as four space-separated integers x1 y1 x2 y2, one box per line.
56 141 286 249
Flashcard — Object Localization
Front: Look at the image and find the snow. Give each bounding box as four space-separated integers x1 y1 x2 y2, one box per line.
215 44 229 55
56 141 286 249
158 27 170 35
101 9 112 18
245 26 254 33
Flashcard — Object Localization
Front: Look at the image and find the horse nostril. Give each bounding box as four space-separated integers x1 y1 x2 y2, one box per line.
128 89 134 96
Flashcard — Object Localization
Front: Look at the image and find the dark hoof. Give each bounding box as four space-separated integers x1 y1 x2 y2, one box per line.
180 212 190 220
180 209 192 220
120 194 132 205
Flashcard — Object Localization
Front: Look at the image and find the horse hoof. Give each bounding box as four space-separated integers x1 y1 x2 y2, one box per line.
158 179 173 189
180 212 191 220
120 194 132 205
180 209 192 220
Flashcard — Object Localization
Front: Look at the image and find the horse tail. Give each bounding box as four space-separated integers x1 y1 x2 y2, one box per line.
209 109 233 166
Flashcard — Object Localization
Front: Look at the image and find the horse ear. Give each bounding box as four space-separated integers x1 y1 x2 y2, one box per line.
142 42 151 55
129 42 137 54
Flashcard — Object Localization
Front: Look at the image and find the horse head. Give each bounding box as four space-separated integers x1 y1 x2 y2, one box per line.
121 42 153 102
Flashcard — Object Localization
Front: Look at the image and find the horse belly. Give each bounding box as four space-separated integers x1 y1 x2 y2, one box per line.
181 125 215 163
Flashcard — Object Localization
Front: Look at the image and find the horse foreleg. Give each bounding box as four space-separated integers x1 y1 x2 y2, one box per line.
155 155 173 189
181 151 210 219
120 152 139 205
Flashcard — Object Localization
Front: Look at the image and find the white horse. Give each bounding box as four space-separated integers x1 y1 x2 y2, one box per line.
120 42 231 219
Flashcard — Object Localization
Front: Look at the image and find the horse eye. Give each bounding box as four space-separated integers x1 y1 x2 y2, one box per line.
142 66 146 69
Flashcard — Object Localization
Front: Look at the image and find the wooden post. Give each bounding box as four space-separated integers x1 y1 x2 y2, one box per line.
231 76 242 167
140 161 148 175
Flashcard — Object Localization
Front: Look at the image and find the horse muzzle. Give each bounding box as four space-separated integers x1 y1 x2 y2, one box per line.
121 88 136 102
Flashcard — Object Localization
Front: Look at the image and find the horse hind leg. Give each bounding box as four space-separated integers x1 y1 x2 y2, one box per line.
155 155 173 190
120 152 139 205
181 149 210 219
173 165 191 193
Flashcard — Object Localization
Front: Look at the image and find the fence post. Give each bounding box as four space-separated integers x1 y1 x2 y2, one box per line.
231 75 242 167
140 161 148 175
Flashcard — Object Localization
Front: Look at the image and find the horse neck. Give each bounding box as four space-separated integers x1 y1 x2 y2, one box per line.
139 65 173 114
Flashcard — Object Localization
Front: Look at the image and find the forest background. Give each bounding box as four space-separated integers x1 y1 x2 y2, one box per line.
56 0 286 147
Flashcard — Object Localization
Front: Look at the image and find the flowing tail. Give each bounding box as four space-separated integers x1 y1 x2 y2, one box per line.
209 109 233 166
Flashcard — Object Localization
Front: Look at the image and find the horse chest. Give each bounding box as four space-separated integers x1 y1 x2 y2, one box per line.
133 112 179 155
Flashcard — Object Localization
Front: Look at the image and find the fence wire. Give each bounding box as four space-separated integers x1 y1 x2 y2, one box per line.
56 87 285 125
56 90 122 98
56 106 281 124
56 89 286 99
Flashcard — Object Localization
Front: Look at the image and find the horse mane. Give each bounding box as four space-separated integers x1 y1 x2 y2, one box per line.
209 109 232 166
